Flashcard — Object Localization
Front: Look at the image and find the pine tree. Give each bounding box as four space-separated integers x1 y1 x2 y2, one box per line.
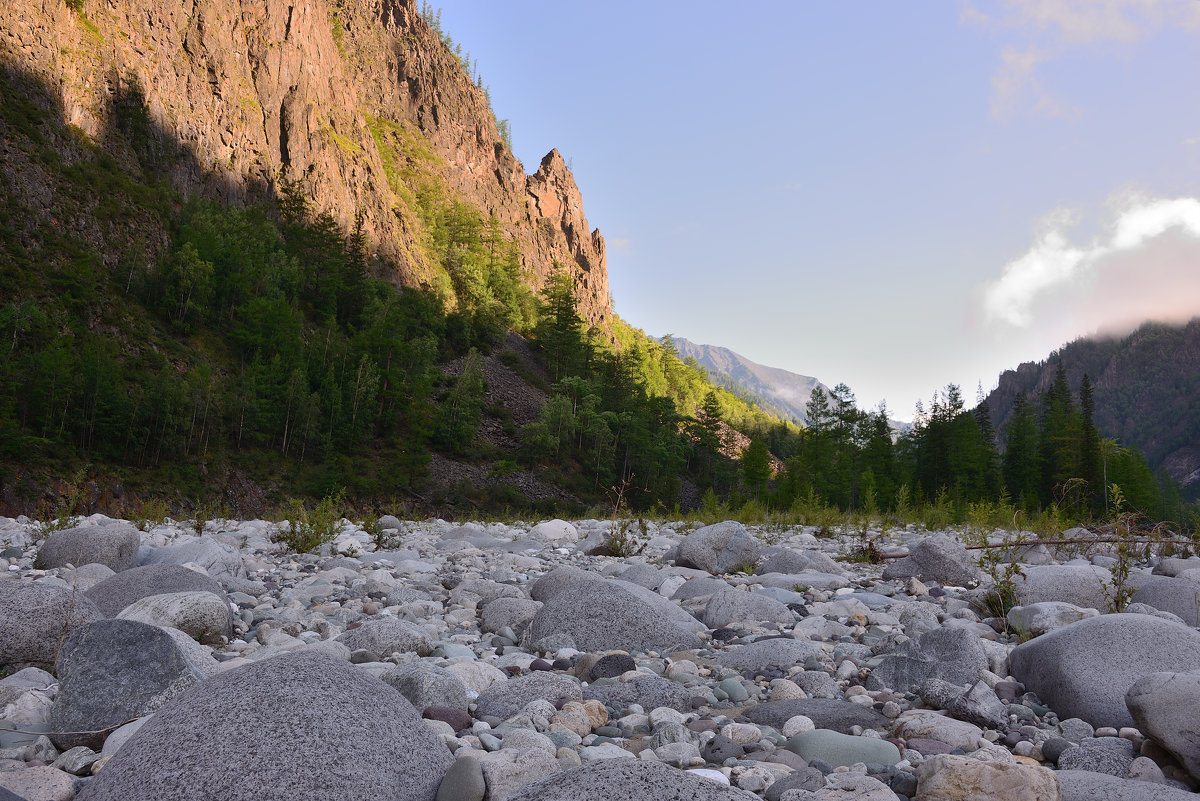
1078 373 1103 514
1003 391 1041 510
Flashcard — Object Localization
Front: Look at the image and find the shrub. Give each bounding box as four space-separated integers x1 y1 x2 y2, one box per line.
274 488 346 553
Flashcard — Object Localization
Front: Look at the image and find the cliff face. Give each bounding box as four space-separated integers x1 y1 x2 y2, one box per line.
0 0 611 325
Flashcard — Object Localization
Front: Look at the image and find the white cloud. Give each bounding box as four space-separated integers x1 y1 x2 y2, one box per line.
983 195 1200 327
1185 136 1200 145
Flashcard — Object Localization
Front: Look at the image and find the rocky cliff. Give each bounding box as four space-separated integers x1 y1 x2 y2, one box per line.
0 0 611 325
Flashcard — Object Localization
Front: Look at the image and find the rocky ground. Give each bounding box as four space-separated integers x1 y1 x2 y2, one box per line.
2 515 1200 801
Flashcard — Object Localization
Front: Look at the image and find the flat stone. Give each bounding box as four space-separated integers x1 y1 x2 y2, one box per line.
1006 602 1099 636
743 698 889 734
785 728 902 767
1013 565 1113 610
895 712 984 751
713 638 825 673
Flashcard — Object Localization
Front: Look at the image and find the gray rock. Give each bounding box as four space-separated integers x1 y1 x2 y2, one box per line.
449 580 524 607
529 566 602 601
377 515 404 531
584 675 703 713
475 748 560 799
139 536 245 578
85 564 229 617
1131 575 1200 626
61 563 116 592
785 728 902 767
0 767 76 801
75 651 453 801
713 638 826 674
617 564 663 590
116 591 232 645
1153 557 1200 577
1057 770 1200 801
881 534 980 587
49 619 215 750
526 577 703 653
757 550 818 575
743 698 889 734
475 672 581 721
35 522 141 572
795 670 839 699
704 588 794 628
381 663 469 712
1006 602 1099 635
336 619 432 658
435 753 486 801
479 597 542 636
1014 565 1113 610
765 768 825 801
1126 669 1200 779
100 716 150 758
676 521 762 575
1010 613 1200 729
0 580 105 672
1056 736 1135 777
869 627 988 692
504 758 750 801
946 680 1008 729
671 576 732 601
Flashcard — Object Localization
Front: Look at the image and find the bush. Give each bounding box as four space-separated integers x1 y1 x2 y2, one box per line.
274 488 346 552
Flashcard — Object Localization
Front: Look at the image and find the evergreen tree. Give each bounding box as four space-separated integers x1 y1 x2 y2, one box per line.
1003 391 1041 510
1078 373 1103 514
1038 362 1080 505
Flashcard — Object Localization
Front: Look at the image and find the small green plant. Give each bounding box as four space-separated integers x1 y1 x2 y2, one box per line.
1106 484 1137 613
34 467 88 538
131 498 170 532
274 488 346 553
602 479 646 557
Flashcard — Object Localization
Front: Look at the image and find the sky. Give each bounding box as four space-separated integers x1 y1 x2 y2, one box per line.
434 1 1200 419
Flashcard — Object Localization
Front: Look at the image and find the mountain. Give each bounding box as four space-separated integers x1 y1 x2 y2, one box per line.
983 318 1200 494
669 338 827 424
1 0 610 326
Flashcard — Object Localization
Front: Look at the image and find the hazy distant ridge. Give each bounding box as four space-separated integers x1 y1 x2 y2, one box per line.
670 338 827 424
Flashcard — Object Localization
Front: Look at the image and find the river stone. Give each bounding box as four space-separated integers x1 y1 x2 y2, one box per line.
1126 669 1200 779
0 766 76 801
336 619 432 658
35 522 141 573
713 638 825 674
139 536 245 578
1006 602 1099 636
1013 565 1113 610
76 651 452 801
584 675 703 713
1131 576 1200 626
49 619 215 750
1009 613 1200 729
676 521 762 575
476 672 581 721
529 566 602 601
1056 736 1134 776
915 753 1060 801
526 577 703 653
61 563 116 592
869 627 988 692
895 712 985 751
743 698 889 734
381 663 469 712
480 597 542 636
671 576 732 601
0 580 105 672
704 588 794 628
882 534 980 587
505 757 751 801
85 564 229 617
1057 769 1200 801
785 728 901 767
116 590 233 645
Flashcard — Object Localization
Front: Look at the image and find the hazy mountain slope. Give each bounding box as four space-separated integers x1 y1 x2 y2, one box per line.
984 319 1200 492
670 338 827 424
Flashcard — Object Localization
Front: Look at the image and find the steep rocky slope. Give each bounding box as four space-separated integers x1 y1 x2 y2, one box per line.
0 0 611 325
984 318 1200 494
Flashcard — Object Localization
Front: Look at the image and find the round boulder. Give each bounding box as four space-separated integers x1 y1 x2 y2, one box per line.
675 521 761 574
116 591 233 645
76 651 453 801
35 522 140 572
85 564 228 617
1009 612 1200 729
0 580 105 672
335 619 432 658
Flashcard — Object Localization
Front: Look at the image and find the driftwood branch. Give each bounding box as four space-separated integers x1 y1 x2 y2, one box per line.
879 536 1197 560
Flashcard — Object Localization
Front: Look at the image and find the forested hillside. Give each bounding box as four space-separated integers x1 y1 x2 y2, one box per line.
984 320 1200 499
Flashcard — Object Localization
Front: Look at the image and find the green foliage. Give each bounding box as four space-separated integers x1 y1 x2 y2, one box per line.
275 489 346 553
131 498 170 532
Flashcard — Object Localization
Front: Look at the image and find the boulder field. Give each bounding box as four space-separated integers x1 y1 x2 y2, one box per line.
1 515 1199 800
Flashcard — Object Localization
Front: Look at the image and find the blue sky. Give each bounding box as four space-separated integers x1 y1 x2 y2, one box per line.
435 1 1200 418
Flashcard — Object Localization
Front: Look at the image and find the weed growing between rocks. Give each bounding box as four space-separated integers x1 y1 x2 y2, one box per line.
274 488 346 553
601 480 647 557
130 498 170 532
32 467 88 539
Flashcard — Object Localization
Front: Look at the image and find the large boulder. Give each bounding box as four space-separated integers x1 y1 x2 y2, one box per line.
476 672 581 721
1009 613 1200 729
675 521 761 574
703 588 794 628
713 637 826 674
743 698 889 734
1013 565 1113 610
915 754 1060 801
529 566 602 601
505 758 750 801
1131 575 1200 626
1125 669 1200 779
76 651 453 801
1057 769 1199 801
35 522 140 572
525 577 703 653
139 536 245 578
49 619 218 750
380 663 469 712
583 675 705 714
336 619 432 658
0 580 105 672
868 627 988 692
116 591 233 645
882 534 980 587
84 564 228 617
